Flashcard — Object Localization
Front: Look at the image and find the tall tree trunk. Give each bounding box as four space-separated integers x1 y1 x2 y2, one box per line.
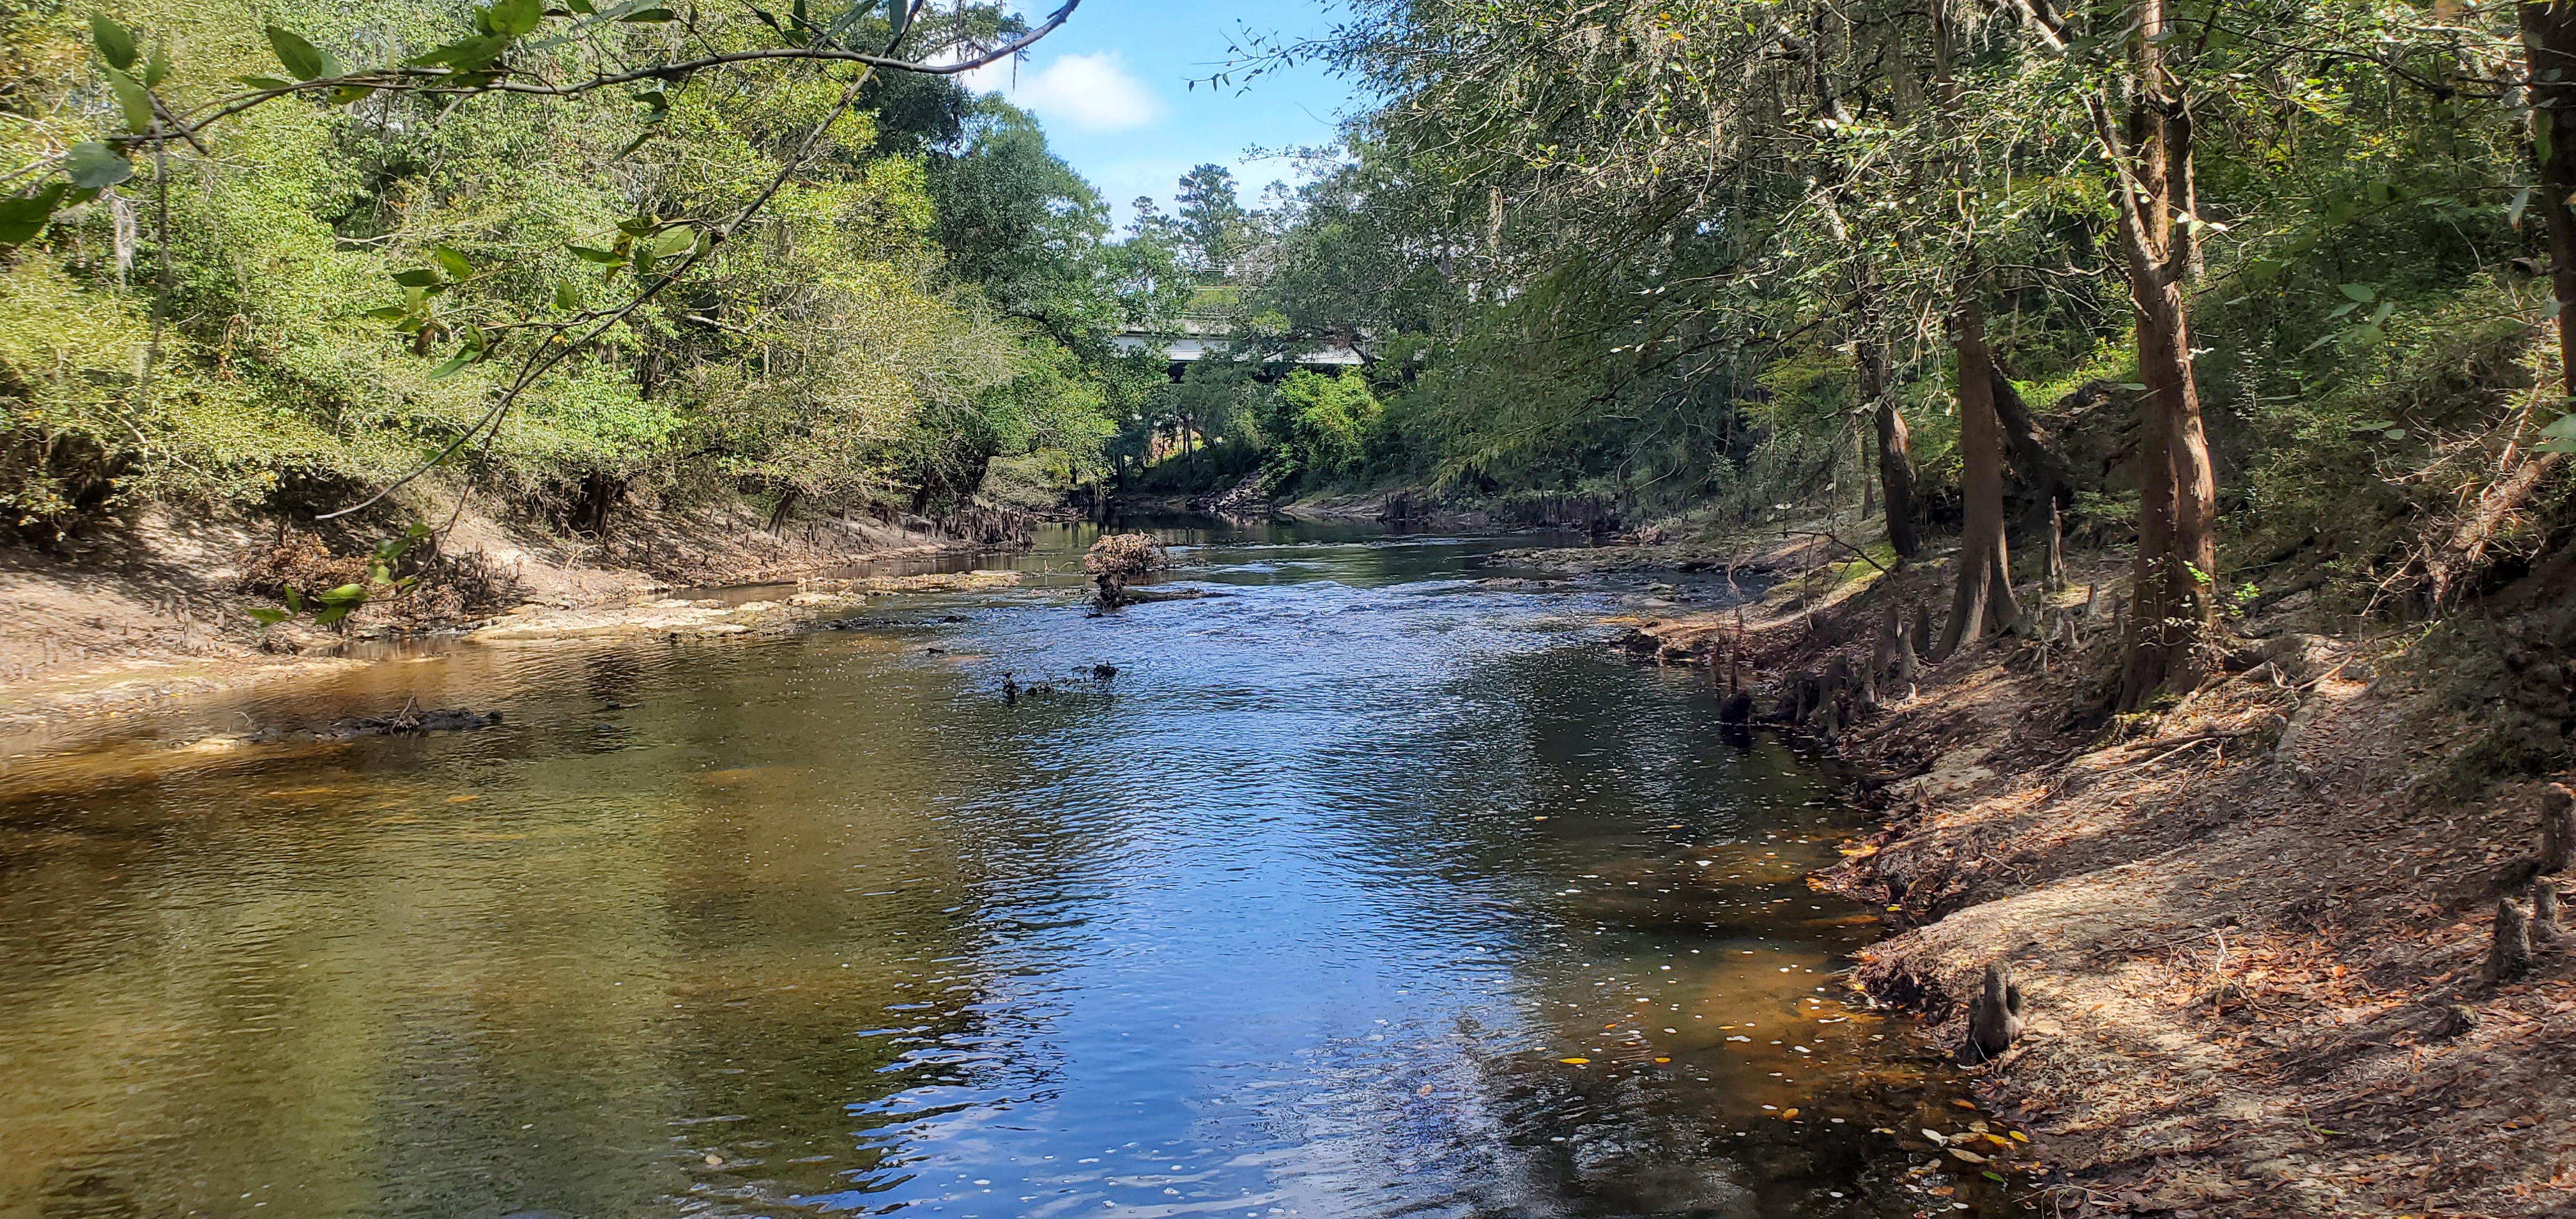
1935 295 2020 660
1866 344 1920 561
2108 0 2219 709
1929 0 2018 660
2524 0 2576 394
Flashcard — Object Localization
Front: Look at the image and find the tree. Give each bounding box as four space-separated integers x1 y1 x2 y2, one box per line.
1174 164 1248 280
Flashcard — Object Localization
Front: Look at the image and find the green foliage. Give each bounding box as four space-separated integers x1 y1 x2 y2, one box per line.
0 0 1153 544
1265 369 1383 489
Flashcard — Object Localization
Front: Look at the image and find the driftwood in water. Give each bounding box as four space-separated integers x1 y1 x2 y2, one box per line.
1957 962 2025 1064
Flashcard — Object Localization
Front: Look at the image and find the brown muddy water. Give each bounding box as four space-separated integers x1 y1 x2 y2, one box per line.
0 519 2010 1219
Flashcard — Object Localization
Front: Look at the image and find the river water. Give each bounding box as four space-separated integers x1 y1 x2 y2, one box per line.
0 519 1997 1219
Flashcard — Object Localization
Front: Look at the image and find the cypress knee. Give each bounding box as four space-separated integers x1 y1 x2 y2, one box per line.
1957 962 2025 1064
2492 896 2534 983
2543 783 2575 874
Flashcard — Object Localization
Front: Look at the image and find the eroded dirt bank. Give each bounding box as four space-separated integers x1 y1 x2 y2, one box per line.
0 502 1023 729
1538 533 2575 1219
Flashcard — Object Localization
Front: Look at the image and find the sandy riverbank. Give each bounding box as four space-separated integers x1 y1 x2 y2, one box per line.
1500 526 2574 1218
0 502 1024 731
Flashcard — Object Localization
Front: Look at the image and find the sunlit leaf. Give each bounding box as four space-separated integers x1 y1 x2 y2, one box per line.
569 245 624 264
236 75 293 90
489 0 544 37
391 268 443 288
427 349 475 378
2338 282 2376 302
434 245 473 278
649 224 694 257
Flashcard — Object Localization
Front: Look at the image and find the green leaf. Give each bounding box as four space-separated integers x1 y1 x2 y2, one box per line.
618 6 677 19
2338 282 2376 302
312 605 353 625
63 141 132 189
316 583 369 606
330 84 376 105
569 245 624 264
90 14 138 70
105 66 153 133
568 0 595 12
2352 419 2397 432
360 304 412 320
245 606 293 627
552 280 581 309
391 267 443 288
818 0 882 47
2117 382 2148 392
649 224 694 257
615 215 657 236
426 349 475 378
410 34 509 70
265 26 334 80
284 586 304 613
434 245 473 278
2511 186 2533 229
236 75 293 90
489 0 544 36
0 184 70 248
142 42 170 86
2383 427 2407 439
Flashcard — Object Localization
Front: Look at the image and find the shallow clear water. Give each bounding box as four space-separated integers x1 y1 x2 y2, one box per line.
0 519 1995 1219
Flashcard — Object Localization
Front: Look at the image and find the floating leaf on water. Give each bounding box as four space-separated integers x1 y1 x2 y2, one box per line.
1415 1084 1431 1096
1780 1108 1798 1120
1948 1148 1989 1164
1558 1057 1590 1065
1921 1129 1947 1144
1951 1099 1977 1109
1652 1056 1670 1063
2008 1130 2029 1143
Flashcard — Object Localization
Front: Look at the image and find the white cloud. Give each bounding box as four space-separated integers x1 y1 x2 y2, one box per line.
967 51 1165 134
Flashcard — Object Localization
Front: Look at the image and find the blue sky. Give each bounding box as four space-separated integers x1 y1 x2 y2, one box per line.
961 1 1360 231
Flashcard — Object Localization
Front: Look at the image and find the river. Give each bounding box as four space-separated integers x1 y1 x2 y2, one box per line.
0 519 1998 1219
